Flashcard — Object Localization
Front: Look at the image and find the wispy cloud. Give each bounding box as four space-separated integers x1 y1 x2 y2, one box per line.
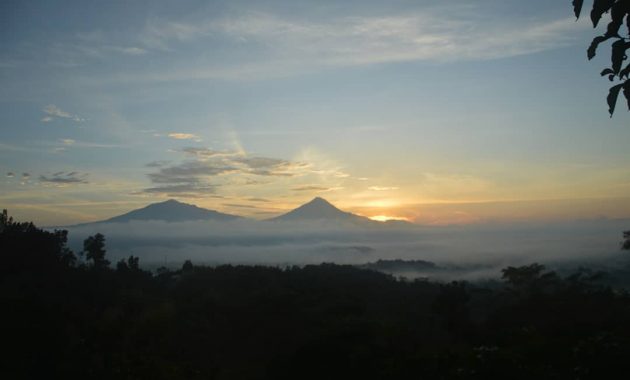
140 147 312 197
42 105 85 123
39 172 89 185
233 156 310 177
20 173 31 185
140 18 210 50
247 197 271 202
145 160 171 168
168 132 202 141
110 46 147 56
368 186 399 191
222 203 259 209
292 185 339 192
89 7 586 84
181 147 238 158
141 183 216 197
147 161 236 184
212 11 583 65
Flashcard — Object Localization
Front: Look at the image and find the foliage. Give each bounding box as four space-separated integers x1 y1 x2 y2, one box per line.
623 230 630 249
0 209 75 276
83 232 109 269
573 0 630 116
2 211 630 379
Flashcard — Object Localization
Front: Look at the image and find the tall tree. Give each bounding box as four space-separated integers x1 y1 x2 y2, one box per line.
83 233 109 269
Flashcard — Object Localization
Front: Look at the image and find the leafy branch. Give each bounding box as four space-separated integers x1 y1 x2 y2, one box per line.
573 0 630 116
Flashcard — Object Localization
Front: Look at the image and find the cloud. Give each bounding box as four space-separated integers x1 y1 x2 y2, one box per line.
45 139 128 152
141 160 234 196
147 161 236 184
233 156 310 177
110 46 147 55
211 11 583 65
168 133 202 141
44 105 72 118
141 147 313 197
368 186 399 191
145 160 170 168
141 183 216 196
7 172 15 178
42 105 84 122
20 173 31 185
182 147 238 158
90 7 587 85
292 185 334 192
223 203 259 209
39 171 88 185
140 18 210 50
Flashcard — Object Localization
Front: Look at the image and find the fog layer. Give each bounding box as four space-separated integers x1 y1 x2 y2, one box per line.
64 218 629 279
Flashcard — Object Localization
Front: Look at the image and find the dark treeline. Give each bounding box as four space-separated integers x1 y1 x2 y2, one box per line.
2 210 630 379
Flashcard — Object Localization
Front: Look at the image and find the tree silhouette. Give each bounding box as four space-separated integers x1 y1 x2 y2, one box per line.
623 230 630 249
83 233 109 269
573 0 630 116
182 259 194 273
0 209 12 232
501 263 560 295
116 255 140 272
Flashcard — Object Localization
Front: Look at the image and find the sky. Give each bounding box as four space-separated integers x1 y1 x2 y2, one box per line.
1 0 629 226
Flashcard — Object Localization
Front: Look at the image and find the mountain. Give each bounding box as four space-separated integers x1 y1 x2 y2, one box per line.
79 199 241 225
269 197 371 223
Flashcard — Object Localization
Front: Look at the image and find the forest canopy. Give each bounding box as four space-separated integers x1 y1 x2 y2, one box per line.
2 211 630 378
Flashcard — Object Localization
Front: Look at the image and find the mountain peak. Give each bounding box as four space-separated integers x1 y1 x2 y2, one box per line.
270 197 367 223
303 197 335 208
162 199 181 204
96 199 241 223
308 196 330 204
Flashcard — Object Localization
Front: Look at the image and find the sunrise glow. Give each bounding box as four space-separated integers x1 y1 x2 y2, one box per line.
0 0 629 227
369 215 410 222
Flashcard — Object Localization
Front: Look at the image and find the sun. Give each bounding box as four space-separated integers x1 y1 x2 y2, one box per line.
369 215 410 222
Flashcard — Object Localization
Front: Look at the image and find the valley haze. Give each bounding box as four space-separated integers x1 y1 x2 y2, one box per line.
64 198 629 280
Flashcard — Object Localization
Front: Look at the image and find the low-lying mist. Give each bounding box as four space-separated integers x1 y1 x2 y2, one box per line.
65 218 630 281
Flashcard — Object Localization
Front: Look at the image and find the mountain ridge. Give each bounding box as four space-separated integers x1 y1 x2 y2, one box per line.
268 197 373 223
63 197 412 227
67 199 240 227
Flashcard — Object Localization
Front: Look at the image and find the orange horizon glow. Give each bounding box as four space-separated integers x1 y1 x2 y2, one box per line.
368 215 411 222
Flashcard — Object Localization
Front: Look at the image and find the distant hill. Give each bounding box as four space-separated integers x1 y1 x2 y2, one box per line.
269 197 374 224
74 199 240 225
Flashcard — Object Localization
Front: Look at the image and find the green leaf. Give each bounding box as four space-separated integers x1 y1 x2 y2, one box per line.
607 83 624 116
611 39 630 73
591 0 616 28
606 2 627 37
623 80 630 111
573 0 584 19
588 35 611 59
